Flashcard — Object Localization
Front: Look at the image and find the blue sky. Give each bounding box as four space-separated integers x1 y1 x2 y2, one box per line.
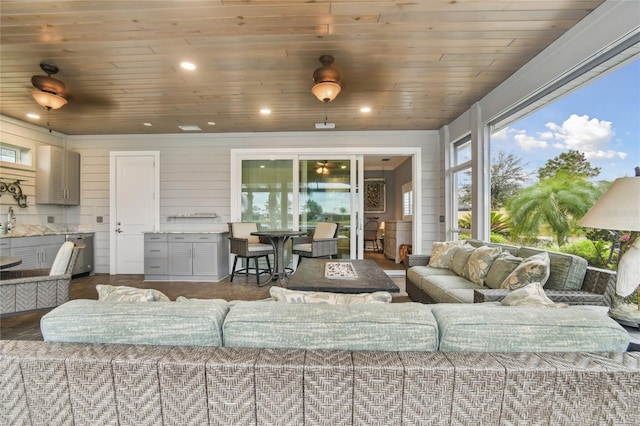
491 58 640 182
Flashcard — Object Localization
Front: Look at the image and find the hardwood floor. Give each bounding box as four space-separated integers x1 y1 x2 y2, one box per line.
1 258 410 342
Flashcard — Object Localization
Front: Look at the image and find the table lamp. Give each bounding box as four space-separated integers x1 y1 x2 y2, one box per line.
578 168 640 325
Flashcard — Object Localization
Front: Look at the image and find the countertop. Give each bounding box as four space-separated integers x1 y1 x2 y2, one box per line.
1 225 94 238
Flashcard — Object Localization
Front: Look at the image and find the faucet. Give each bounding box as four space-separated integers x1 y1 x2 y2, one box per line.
6 207 16 234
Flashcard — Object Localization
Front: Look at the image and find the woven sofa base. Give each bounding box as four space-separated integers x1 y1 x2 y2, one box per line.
2 340 639 425
406 278 437 304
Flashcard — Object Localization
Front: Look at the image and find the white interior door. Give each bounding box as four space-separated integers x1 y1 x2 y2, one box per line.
110 152 159 274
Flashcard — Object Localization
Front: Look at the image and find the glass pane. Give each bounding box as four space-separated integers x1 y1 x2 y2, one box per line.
299 159 351 259
241 159 293 230
454 169 472 239
455 140 471 166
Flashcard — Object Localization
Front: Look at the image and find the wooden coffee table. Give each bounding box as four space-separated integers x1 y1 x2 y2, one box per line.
287 258 399 293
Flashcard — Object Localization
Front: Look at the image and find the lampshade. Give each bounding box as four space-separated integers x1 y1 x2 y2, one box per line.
311 82 341 103
578 175 640 231
312 55 341 103
32 90 67 110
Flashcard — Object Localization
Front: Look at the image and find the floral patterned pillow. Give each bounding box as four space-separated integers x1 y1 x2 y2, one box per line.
428 241 468 269
96 285 170 302
500 252 551 290
269 286 392 304
467 246 503 286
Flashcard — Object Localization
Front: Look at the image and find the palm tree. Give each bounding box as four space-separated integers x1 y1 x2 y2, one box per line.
506 173 602 246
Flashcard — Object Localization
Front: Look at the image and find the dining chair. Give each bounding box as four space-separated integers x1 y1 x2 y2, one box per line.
292 222 340 265
228 222 273 284
363 218 380 252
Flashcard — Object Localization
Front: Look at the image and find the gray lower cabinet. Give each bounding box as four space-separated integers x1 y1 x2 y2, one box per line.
9 235 66 270
144 232 229 281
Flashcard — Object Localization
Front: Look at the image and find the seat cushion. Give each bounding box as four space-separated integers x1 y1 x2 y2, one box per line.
431 304 629 352
247 243 273 252
223 301 439 351
406 265 456 287
416 274 482 304
292 243 312 252
41 299 229 346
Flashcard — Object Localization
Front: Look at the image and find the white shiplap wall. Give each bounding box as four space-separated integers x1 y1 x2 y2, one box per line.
0 117 78 227
66 130 441 273
1 117 442 274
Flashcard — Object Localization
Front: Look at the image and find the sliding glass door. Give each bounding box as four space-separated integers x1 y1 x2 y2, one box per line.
237 154 361 262
299 158 356 259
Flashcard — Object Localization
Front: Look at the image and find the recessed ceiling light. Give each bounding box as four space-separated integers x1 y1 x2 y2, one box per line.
360 107 372 113
207 121 216 126
260 109 271 115
181 61 196 70
143 122 153 127
26 113 40 119
178 125 202 131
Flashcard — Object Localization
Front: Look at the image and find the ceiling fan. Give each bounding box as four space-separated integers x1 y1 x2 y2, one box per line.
31 63 68 110
316 161 332 175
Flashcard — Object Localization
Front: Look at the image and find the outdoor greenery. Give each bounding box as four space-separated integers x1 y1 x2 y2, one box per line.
537 149 601 179
506 172 602 246
458 150 621 272
459 152 529 209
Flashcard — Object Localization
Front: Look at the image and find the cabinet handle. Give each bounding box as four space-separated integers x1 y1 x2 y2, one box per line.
150 250 161 252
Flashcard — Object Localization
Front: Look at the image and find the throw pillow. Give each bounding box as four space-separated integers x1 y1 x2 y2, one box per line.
450 245 476 278
269 286 392 304
485 253 523 289
96 285 170 302
467 246 503 286
500 252 551 290
501 282 567 308
429 241 467 269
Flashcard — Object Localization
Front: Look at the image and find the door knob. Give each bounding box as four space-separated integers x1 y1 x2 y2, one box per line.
115 228 123 233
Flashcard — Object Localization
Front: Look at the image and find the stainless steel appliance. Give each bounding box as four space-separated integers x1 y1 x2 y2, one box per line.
65 233 94 276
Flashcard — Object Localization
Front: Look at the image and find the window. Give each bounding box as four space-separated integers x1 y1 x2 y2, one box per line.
0 143 32 167
0 147 17 163
402 181 413 219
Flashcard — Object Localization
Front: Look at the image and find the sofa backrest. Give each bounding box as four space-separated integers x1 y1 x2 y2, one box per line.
223 300 439 351
41 299 229 346
466 239 588 290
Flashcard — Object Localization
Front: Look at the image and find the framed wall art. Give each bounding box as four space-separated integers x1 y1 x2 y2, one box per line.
364 178 386 213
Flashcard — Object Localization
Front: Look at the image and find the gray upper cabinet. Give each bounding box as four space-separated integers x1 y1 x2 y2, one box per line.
36 145 80 205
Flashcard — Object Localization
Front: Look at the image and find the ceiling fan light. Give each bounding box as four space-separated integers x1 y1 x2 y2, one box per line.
32 90 67 110
312 82 341 103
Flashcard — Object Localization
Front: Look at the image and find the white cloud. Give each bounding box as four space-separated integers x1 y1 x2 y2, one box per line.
515 133 548 151
544 114 626 159
586 150 628 160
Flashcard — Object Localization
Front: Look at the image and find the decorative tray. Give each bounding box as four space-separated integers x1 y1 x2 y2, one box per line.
324 262 357 279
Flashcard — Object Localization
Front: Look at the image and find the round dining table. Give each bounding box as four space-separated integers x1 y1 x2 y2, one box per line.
251 230 306 284
0 256 22 269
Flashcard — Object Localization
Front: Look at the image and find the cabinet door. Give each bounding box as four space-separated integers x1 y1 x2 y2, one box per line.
10 246 39 269
192 243 218 276
168 242 192 275
40 243 62 269
50 146 66 204
65 150 81 205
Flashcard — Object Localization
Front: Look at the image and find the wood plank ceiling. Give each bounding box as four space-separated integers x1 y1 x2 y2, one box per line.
0 0 604 135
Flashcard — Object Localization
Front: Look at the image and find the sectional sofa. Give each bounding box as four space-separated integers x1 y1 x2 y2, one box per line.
406 239 615 306
2 296 638 425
